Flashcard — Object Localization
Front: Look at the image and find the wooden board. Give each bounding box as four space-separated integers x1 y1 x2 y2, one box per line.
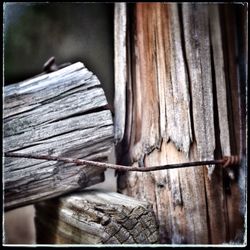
4 62 114 211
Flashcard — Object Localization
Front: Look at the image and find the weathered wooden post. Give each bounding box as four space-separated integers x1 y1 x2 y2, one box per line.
115 3 246 244
4 62 114 210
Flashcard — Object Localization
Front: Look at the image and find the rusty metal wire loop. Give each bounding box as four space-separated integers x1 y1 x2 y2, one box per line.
222 155 240 168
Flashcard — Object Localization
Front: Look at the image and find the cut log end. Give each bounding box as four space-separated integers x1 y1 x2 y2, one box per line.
35 189 160 244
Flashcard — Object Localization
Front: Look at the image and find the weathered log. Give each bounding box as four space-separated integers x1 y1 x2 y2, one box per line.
4 62 114 211
35 189 159 244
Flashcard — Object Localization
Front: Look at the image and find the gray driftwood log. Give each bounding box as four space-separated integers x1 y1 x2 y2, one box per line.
4 62 114 211
35 189 159 244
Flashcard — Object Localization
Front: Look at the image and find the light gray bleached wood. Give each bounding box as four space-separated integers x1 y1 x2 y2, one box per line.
35 189 159 244
168 4 192 154
182 4 215 175
4 62 114 211
114 3 127 143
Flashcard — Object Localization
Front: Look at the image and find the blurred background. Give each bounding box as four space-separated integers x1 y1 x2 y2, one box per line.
3 2 116 244
4 2 114 105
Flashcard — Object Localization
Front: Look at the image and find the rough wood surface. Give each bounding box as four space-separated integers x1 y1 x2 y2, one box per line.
116 3 244 244
182 4 215 176
114 3 127 143
4 62 114 211
35 189 159 244
219 5 245 242
209 5 231 158
168 4 193 154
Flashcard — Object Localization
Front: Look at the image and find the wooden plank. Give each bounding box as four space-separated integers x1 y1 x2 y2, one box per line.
4 62 114 211
35 189 159 244
182 3 215 175
220 4 245 242
114 3 127 143
167 4 193 154
206 6 233 243
129 3 162 162
209 5 231 157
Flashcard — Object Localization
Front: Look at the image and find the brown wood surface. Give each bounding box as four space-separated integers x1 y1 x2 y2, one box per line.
116 3 245 244
4 62 114 211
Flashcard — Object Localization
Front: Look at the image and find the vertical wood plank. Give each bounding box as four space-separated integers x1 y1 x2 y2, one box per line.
209 5 231 157
114 3 127 143
182 4 215 175
168 4 192 154
220 4 245 242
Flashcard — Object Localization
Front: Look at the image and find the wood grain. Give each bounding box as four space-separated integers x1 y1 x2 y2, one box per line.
4 62 114 211
209 5 231 157
116 3 244 244
182 4 215 175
